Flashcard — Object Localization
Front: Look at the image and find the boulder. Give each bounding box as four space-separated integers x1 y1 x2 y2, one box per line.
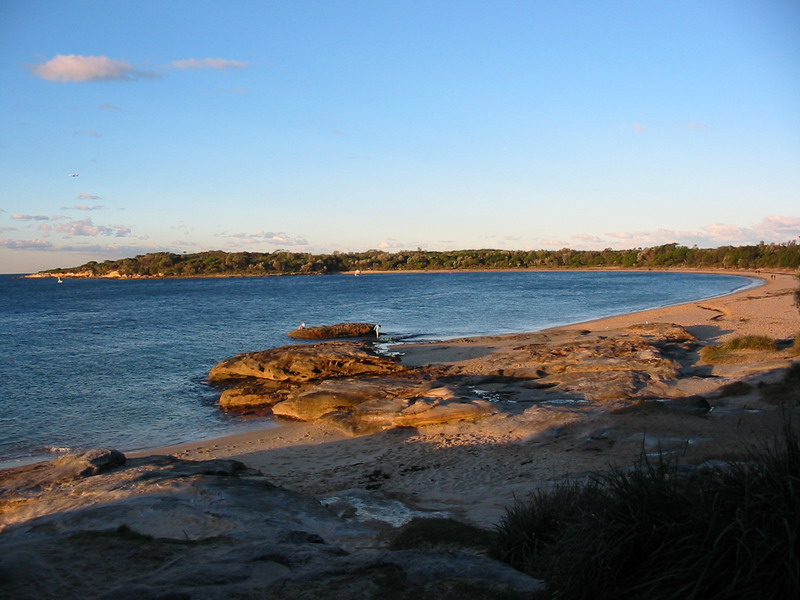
318 397 496 436
272 378 424 421
288 322 380 339
209 342 404 384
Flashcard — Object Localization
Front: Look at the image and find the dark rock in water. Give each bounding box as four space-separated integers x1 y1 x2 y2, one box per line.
0 451 543 599
288 322 379 340
209 341 404 384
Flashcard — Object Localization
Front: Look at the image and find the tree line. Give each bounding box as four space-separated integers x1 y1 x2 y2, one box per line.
43 241 800 278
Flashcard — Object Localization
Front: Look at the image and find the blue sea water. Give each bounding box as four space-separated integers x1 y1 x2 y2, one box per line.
0 271 756 466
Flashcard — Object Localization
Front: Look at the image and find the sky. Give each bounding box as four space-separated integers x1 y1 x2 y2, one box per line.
1 0 799 273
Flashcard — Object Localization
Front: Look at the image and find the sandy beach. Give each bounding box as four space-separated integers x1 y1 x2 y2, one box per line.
129 270 799 526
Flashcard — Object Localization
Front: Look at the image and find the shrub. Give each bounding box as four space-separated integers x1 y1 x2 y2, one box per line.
492 425 800 599
723 335 776 350
701 335 777 363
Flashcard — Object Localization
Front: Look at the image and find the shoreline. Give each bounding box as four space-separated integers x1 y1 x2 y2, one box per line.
20 265 797 280
1 268 765 471
126 268 796 452
4 269 798 529
126 269 774 459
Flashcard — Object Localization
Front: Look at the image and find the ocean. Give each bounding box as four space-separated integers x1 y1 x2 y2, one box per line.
0 270 756 466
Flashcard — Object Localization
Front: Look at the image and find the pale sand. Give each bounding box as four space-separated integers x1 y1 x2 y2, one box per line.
131 270 799 526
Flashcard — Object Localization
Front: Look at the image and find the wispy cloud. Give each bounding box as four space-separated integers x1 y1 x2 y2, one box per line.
28 54 156 82
75 129 101 137
0 238 53 250
11 214 49 221
54 218 131 237
28 54 247 83
377 239 420 250
573 216 800 250
169 58 249 70
100 103 121 111
226 230 308 246
61 203 104 211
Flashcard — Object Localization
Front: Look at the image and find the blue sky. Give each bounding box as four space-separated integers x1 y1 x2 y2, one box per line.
1 0 798 273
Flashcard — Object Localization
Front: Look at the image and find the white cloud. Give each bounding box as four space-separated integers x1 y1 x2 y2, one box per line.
12 214 49 221
226 230 308 246
753 215 800 238
590 216 800 250
377 239 420 250
54 218 131 237
29 54 153 82
61 203 104 211
170 58 249 70
572 234 605 244
0 238 53 250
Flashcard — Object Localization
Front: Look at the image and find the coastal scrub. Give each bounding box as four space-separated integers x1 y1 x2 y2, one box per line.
492 424 800 600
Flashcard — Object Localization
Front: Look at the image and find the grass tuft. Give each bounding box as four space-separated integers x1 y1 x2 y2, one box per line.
492 422 800 600
701 335 778 363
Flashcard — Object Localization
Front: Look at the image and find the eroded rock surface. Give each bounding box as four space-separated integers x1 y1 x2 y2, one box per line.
209 341 404 384
0 450 542 599
210 324 706 434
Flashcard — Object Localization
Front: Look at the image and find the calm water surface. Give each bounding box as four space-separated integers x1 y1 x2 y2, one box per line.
0 271 756 466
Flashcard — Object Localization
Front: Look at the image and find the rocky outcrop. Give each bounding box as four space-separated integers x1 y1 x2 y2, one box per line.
209 341 404 383
288 322 379 339
0 450 542 599
436 323 699 403
210 324 704 434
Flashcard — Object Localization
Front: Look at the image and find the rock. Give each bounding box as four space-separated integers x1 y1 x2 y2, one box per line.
208 341 404 384
288 322 379 339
272 378 425 421
218 380 291 409
0 448 126 501
319 397 496 436
543 370 648 402
0 453 542 599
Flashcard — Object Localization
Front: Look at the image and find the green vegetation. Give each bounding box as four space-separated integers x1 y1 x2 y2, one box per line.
41 241 800 278
701 335 779 363
491 423 800 600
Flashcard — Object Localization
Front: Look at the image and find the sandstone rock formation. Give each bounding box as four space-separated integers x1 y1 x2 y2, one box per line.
288 322 379 339
209 341 404 383
0 450 542 599
209 324 707 435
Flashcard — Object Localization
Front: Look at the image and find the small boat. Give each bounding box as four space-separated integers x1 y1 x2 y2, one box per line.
57 276 63 284
354 269 361 276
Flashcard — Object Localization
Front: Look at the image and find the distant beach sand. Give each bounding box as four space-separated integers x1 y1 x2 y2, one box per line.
131 270 799 525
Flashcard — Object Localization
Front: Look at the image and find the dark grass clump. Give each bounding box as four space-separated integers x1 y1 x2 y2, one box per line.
760 363 800 406
716 380 753 397
492 425 800 600
386 517 496 552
